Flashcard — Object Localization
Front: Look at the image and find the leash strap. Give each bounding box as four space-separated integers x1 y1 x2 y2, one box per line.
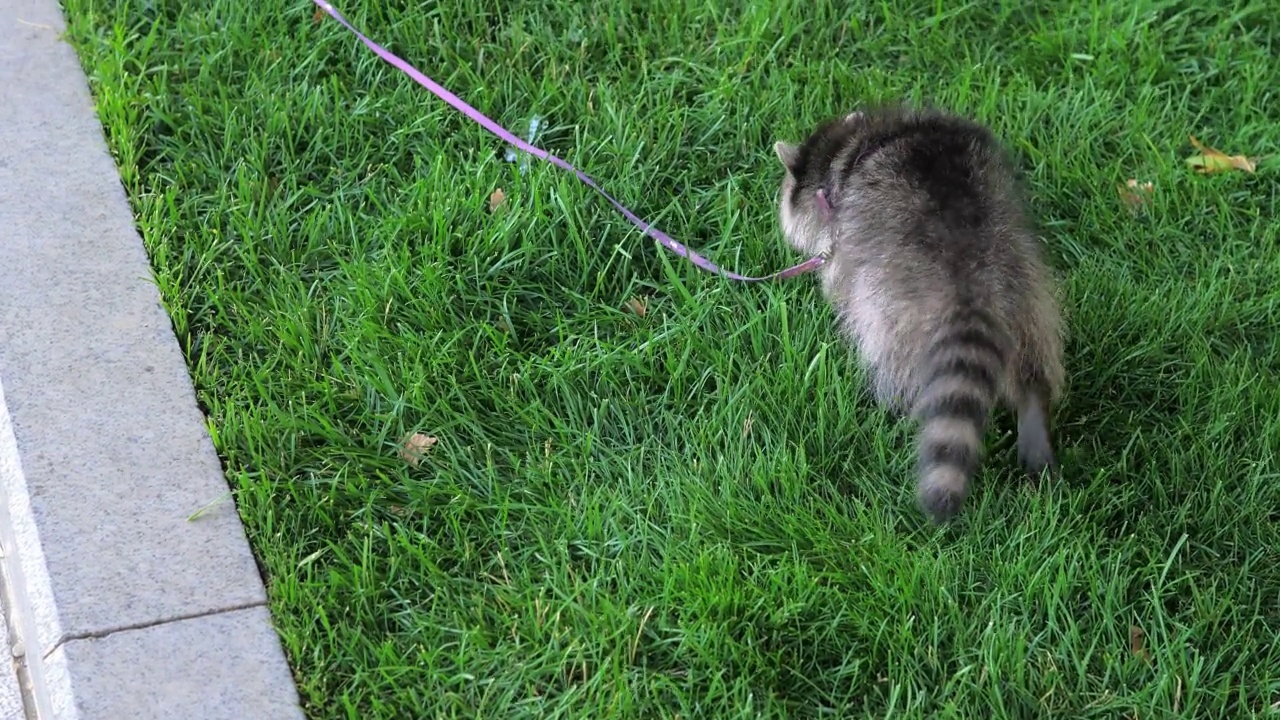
311 0 826 282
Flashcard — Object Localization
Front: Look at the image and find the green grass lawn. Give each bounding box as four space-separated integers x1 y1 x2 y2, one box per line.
63 0 1280 717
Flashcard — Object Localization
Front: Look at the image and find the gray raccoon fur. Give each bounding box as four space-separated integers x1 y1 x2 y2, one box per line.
773 104 1065 523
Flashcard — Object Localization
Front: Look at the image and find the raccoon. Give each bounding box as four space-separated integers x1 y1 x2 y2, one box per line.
772 104 1065 523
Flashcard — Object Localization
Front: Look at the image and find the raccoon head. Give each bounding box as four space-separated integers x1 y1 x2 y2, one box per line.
773 140 829 256
773 111 867 255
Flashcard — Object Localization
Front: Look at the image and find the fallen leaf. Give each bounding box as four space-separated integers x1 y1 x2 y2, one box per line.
489 187 506 211
623 296 649 317
1118 178 1154 213
1186 135 1257 174
399 433 437 466
313 8 325 24
1129 625 1150 662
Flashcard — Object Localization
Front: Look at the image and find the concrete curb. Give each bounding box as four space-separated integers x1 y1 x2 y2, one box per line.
0 1 305 718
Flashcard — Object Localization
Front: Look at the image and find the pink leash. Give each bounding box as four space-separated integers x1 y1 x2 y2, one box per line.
310 0 826 282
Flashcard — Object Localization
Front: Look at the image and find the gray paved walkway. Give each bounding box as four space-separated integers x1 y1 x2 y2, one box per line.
0 1 305 717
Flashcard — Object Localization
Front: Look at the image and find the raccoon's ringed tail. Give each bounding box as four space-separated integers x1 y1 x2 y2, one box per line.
911 311 1009 522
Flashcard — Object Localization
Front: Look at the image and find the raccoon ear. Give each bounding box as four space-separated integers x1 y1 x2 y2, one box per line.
816 188 833 221
844 111 865 122
774 141 800 171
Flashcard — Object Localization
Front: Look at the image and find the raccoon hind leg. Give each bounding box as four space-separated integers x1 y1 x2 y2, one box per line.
1012 359 1057 480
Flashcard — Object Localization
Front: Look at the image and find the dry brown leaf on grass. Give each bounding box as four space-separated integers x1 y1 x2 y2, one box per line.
1129 625 1150 663
489 187 507 211
1186 135 1258 174
623 296 649 317
1118 178 1154 213
399 432 438 466
312 8 325 24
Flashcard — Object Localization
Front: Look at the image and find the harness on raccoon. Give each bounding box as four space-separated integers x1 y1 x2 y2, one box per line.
312 0 828 282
